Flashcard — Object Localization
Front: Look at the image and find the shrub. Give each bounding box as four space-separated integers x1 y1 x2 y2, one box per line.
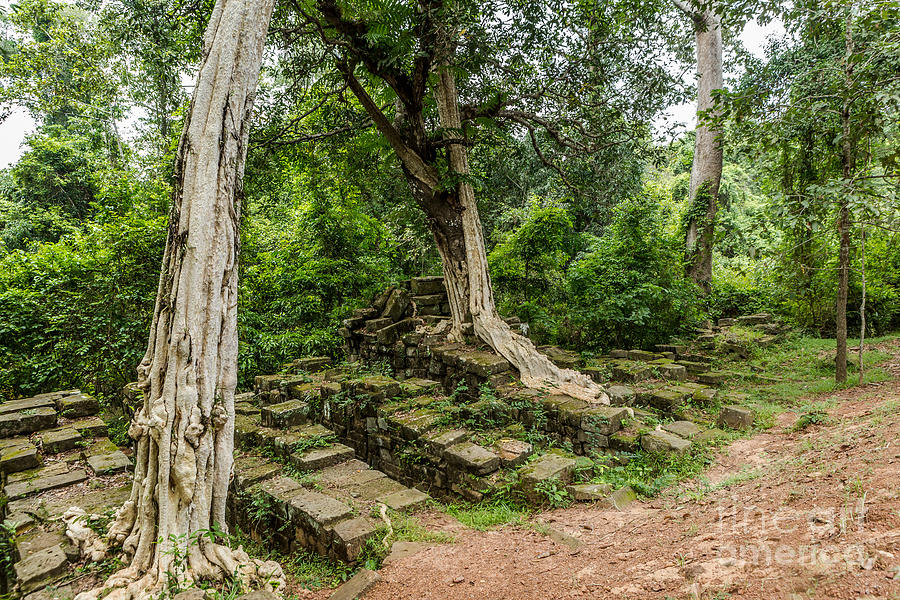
566 194 699 350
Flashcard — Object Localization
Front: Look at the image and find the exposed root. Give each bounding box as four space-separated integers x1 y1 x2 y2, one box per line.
63 507 108 563
68 537 285 600
474 315 610 405
378 502 394 549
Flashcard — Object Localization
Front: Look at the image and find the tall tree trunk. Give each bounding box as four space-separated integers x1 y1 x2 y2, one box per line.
432 53 607 404
858 223 866 385
836 17 855 384
69 1 282 598
682 8 724 294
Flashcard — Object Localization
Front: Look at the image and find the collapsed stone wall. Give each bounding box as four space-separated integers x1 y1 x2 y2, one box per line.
253 368 631 503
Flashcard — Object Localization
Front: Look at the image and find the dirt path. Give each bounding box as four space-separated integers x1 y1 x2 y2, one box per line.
362 345 900 600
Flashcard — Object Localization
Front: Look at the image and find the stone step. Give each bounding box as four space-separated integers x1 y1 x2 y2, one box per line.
3 467 88 500
289 443 355 471
232 453 430 562
517 450 577 503
85 450 132 475
39 427 82 454
697 371 731 386
641 430 691 456
261 399 309 428
58 393 100 418
0 407 57 438
0 437 41 474
69 416 108 438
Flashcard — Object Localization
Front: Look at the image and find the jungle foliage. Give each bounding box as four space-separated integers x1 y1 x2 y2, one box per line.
0 0 897 402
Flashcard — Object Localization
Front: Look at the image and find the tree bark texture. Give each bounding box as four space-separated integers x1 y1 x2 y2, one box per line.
70 1 282 598
683 8 724 294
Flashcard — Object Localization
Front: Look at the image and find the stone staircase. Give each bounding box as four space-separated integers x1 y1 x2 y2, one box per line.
0 390 133 599
228 394 429 564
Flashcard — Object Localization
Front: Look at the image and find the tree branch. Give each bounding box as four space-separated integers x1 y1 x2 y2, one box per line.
338 63 439 190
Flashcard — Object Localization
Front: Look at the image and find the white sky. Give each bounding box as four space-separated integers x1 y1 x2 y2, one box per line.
0 12 784 169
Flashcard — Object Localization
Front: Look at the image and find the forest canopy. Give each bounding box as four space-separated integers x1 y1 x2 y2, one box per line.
1 0 898 403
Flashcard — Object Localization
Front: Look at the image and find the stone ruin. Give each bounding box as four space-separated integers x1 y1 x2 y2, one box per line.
0 391 132 599
0 276 775 598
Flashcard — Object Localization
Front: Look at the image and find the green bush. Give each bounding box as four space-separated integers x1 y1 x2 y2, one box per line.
566 194 699 349
0 207 166 401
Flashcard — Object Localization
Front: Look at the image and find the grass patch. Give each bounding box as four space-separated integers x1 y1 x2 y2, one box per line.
441 499 529 531
586 444 719 498
721 333 897 411
236 528 353 590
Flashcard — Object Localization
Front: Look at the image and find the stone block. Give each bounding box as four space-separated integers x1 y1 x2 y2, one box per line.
425 429 468 453
694 428 725 444
411 293 445 307
328 568 380 600
377 318 415 344
261 399 309 428
391 408 441 440
4 468 87 500
444 442 500 475
458 351 511 377
7 462 69 484
656 363 687 381
81 438 119 458
604 486 637 509
363 317 393 334
626 350 660 361
493 438 532 467
517 451 576 502
15 544 68 594
538 346 580 369
717 405 755 430
698 371 731 386
580 366 608 384
0 395 57 416
609 426 640 452
40 428 82 454
0 407 57 438
662 420 702 439
581 406 629 435
678 360 711 374
331 517 378 562
351 476 407 501
287 488 354 528
234 457 281 488
23 583 73 600
0 439 40 474
59 394 99 418
691 387 718 405
607 385 636 406
290 443 354 472
410 276 445 295
611 362 652 382
736 313 772 325
641 430 691 456
377 488 428 512
569 482 613 501
646 388 688 412
69 416 107 438
86 451 131 475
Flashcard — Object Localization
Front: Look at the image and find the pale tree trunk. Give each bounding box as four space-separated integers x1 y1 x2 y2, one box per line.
431 40 607 404
68 0 282 598
677 2 724 294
